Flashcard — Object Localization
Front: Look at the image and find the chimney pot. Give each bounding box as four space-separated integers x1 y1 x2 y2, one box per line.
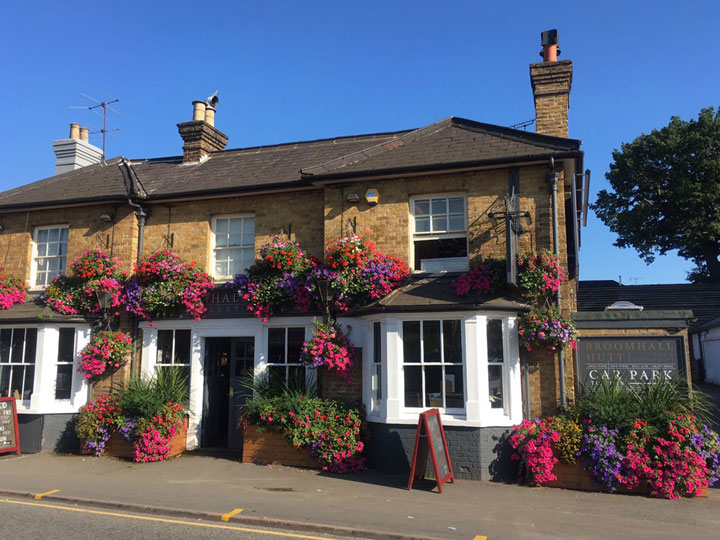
540 29 560 62
69 123 80 139
79 127 89 142
204 106 216 127
192 100 207 122
530 31 572 138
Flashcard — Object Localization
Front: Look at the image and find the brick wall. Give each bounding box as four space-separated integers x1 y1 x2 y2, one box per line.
319 350 362 403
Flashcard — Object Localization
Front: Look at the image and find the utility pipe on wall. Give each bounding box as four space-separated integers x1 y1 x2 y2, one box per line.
548 163 567 408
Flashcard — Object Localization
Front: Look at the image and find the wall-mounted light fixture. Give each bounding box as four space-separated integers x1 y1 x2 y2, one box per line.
345 193 360 203
99 213 115 223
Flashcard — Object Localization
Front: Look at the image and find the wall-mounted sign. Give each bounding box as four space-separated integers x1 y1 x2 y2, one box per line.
576 336 685 391
204 288 245 318
365 188 379 206
0 397 21 456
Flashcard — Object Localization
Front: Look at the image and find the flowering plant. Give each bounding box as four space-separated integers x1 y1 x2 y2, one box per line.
509 418 560 484
580 425 626 492
300 320 355 379
0 265 28 310
124 251 214 320
517 250 565 301
517 306 577 352
43 249 125 315
242 394 365 473
234 237 315 320
77 330 134 378
452 256 505 297
74 394 123 456
129 402 186 462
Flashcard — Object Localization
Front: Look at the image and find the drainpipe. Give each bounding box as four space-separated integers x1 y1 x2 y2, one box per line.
126 198 148 379
548 162 567 408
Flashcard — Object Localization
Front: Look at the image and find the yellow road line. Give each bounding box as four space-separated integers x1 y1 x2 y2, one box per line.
473 536 487 540
33 489 60 500
1 498 335 540
221 507 243 522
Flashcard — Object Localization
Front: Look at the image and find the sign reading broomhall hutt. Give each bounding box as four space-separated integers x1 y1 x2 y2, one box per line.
576 336 685 388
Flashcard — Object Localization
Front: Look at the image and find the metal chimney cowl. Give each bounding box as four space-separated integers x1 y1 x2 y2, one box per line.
53 123 103 175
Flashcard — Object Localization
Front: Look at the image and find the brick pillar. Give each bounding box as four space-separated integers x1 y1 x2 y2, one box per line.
529 59 573 138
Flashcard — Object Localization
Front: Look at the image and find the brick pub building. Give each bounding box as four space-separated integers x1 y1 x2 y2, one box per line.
0 32 596 479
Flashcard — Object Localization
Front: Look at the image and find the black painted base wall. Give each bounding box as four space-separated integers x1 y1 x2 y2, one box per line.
17 414 79 454
366 422 518 481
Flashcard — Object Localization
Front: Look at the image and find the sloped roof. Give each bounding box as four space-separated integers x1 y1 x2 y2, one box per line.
0 117 581 209
356 273 531 315
577 281 720 331
0 294 86 324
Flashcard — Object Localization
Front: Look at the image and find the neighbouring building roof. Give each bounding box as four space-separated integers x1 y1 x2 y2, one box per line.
577 281 720 331
356 274 531 315
0 117 581 210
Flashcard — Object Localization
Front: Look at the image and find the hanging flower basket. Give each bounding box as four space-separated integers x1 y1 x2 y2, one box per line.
0 265 28 310
78 330 134 378
43 249 125 315
517 306 577 352
124 251 214 321
517 249 565 301
452 256 505 297
300 320 355 379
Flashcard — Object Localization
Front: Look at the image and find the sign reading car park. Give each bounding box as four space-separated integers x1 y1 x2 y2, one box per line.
576 336 685 389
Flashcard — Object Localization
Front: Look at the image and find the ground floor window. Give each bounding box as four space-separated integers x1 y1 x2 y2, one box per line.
55 328 75 400
0 328 37 401
266 327 308 391
402 319 465 410
156 329 192 389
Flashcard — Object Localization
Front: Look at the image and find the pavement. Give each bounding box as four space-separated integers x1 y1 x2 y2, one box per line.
1 452 719 540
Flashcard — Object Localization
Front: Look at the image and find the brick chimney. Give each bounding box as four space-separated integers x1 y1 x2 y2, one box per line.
52 123 103 175
530 29 573 138
177 92 228 163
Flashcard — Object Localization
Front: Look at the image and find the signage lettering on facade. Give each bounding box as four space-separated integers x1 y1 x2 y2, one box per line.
576 336 685 390
205 289 245 318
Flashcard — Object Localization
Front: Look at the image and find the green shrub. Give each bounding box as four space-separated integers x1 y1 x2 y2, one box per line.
116 368 189 419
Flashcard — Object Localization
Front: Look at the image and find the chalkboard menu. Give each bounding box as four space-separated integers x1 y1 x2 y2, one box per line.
407 409 455 493
0 397 21 455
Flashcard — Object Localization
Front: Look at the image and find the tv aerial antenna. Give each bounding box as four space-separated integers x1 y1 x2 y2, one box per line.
69 92 126 160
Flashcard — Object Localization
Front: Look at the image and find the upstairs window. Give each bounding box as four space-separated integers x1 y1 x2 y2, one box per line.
34 226 68 287
212 216 255 280
411 196 467 272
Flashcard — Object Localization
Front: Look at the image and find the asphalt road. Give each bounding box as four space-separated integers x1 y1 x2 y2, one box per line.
0 497 357 540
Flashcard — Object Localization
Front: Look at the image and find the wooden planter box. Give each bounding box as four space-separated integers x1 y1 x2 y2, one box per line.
105 418 188 460
242 424 321 469
545 461 709 498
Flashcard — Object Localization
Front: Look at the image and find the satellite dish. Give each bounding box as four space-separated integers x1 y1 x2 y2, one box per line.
206 90 219 109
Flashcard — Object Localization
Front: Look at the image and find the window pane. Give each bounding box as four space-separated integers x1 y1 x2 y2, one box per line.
373 322 381 364
55 364 73 400
23 365 34 400
414 200 430 216
37 243 47 257
448 198 464 213
415 216 430 233
267 329 286 364
242 227 254 246
24 329 37 364
431 199 447 215
36 259 48 273
488 365 504 408
423 321 441 363
445 365 465 408
432 216 447 231
487 320 504 363
58 328 75 363
11 330 24 363
443 320 462 363
425 365 443 408
58 241 66 256
48 228 59 242
287 366 306 391
157 330 173 364
268 366 286 392
10 366 23 398
215 260 228 277
0 330 11 363
38 229 48 243
404 366 422 407
174 330 191 364
403 321 421 363
0 366 9 397
229 219 244 235
287 328 305 364
215 219 228 234
448 215 465 232
60 228 68 241
228 234 244 247
48 242 59 256
375 364 382 401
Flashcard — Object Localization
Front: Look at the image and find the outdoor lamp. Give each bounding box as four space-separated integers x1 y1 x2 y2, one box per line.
96 290 113 311
316 278 334 324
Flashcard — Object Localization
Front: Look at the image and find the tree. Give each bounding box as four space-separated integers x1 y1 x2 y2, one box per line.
593 107 720 283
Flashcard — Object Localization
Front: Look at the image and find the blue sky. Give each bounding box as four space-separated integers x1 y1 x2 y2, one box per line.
1 1 717 284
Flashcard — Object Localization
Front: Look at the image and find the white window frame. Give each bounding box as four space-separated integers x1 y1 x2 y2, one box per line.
486 318 510 415
54 327 77 401
31 225 69 289
0 327 38 403
400 318 466 414
370 321 383 415
409 194 468 273
155 329 192 390
264 326 315 389
211 214 255 281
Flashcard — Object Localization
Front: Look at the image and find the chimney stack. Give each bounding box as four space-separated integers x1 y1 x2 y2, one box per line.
530 29 573 138
52 123 103 175
177 92 228 163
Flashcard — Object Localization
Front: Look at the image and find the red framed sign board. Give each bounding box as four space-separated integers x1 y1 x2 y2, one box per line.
407 408 455 493
0 397 21 455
